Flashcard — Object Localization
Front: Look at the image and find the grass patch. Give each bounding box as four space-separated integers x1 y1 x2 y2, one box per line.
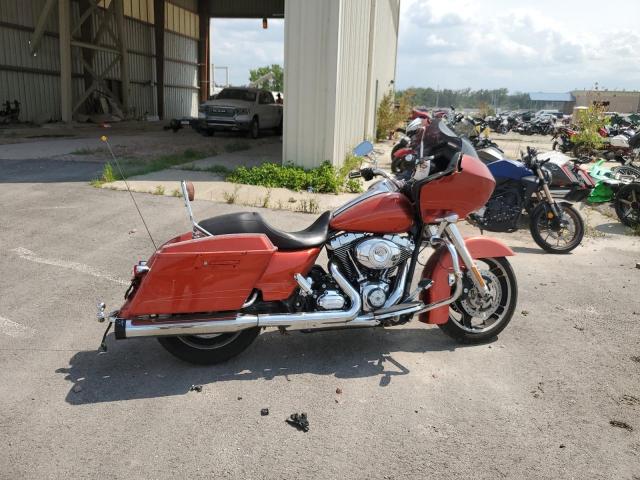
227 159 363 194
224 141 251 153
223 186 241 204
71 147 102 155
89 149 208 187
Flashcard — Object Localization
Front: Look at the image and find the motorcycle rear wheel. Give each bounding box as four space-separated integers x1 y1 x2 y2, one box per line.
439 257 518 343
530 203 584 253
158 327 261 365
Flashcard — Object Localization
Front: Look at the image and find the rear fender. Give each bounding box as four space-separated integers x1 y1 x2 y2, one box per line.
419 237 514 325
393 147 413 159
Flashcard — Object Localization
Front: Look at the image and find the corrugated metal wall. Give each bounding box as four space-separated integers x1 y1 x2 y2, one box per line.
332 0 374 165
365 0 400 136
283 0 400 168
0 0 199 122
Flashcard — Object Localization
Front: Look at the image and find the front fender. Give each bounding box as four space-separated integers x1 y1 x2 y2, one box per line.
419 236 514 325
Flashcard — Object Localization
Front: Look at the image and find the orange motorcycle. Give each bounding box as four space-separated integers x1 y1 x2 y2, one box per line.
97 120 518 364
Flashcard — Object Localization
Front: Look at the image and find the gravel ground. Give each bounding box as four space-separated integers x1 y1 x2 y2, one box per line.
0 158 639 480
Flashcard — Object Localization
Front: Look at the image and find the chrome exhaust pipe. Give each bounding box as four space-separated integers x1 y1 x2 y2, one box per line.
114 262 361 339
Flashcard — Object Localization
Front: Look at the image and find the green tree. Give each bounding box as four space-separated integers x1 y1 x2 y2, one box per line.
249 64 284 92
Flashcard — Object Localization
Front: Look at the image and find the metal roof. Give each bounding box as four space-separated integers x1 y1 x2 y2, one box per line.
528 92 575 102
207 0 284 18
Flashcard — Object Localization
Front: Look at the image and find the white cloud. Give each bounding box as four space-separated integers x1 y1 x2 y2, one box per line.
396 0 640 91
208 3 640 92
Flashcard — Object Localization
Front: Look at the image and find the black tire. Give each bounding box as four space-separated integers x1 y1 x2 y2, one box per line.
157 327 261 365
612 165 640 179
530 202 584 253
438 257 518 344
614 184 640 227
248 117 260 139
275 118 283 135
390 143 403 173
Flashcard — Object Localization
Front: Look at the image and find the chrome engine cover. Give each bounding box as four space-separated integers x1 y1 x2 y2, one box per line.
316 290 346 310
355 236 412 270
361 282 390 311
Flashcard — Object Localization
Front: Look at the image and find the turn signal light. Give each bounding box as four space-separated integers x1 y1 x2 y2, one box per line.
133 261 149 276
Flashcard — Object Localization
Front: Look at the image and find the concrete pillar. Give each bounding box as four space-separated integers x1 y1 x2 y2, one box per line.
197 2 210 102
283 0 340 168
58 0 73 123
154 0 165 119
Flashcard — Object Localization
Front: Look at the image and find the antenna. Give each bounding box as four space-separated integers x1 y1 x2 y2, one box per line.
100 136 157 251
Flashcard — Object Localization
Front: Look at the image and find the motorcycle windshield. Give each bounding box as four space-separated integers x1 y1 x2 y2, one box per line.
422 119 479 160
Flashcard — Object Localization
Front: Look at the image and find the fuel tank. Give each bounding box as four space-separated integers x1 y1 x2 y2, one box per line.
487 158 533 180
330 181 414 234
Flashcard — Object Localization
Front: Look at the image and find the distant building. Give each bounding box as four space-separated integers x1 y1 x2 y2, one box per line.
572 90 640 113
528 92 576 114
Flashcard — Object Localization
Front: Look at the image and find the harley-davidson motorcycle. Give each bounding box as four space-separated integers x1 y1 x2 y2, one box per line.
97 120 518 365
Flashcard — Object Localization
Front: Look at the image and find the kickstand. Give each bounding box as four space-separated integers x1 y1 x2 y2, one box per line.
98 322 112 352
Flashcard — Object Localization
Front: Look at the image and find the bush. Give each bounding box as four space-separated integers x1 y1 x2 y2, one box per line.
375 90 415 141
228 160 360 194
572 104 608 151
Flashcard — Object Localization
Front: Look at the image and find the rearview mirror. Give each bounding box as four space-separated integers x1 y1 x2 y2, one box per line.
353 141 373 157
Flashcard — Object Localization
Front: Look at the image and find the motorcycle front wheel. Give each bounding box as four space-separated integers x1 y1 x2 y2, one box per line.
439 257 518 343
529 202 584 253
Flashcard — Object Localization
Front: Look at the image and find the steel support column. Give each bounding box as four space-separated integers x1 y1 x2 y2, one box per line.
198 1 210 102
58 0 73 123
154 0 165 119
114 0 130 113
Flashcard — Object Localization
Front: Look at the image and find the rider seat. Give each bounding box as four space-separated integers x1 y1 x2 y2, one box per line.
198 211 331 250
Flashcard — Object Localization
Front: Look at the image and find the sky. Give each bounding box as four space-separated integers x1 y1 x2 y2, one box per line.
210 1 640 93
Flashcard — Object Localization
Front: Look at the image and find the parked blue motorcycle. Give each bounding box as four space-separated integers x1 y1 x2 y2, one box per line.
468 147 585 253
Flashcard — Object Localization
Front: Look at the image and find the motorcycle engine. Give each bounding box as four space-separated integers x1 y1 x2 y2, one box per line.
476 190 522 232
327 233 414 311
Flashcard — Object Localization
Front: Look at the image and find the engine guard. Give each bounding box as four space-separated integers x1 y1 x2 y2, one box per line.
419 237 514 325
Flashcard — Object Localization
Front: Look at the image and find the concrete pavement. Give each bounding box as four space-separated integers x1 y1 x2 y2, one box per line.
0 157 639 479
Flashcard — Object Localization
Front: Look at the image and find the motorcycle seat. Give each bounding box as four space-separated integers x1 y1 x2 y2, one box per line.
198 211 331 250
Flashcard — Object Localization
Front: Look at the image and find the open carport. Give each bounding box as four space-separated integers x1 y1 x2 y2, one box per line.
0 0 400 167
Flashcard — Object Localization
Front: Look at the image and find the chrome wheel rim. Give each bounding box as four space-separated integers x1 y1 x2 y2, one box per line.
178 332 242 350
450 258 513 334
536 206 579 249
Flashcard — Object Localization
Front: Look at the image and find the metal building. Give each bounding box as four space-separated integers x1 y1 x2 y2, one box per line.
573 90 640 114
0 0 401 168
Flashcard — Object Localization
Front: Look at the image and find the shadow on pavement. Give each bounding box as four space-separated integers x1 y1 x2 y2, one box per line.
594 222 633 236
0 158 104 183
511 246 547 255
57 326 465 405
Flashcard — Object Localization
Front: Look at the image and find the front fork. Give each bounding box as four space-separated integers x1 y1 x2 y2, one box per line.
429 216 490 297
537 172 565 226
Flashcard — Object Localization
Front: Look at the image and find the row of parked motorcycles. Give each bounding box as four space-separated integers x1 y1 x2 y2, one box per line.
552 123 640 165
391 113 640 252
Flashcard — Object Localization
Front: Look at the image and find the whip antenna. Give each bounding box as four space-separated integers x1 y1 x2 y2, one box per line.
100 136 157 251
